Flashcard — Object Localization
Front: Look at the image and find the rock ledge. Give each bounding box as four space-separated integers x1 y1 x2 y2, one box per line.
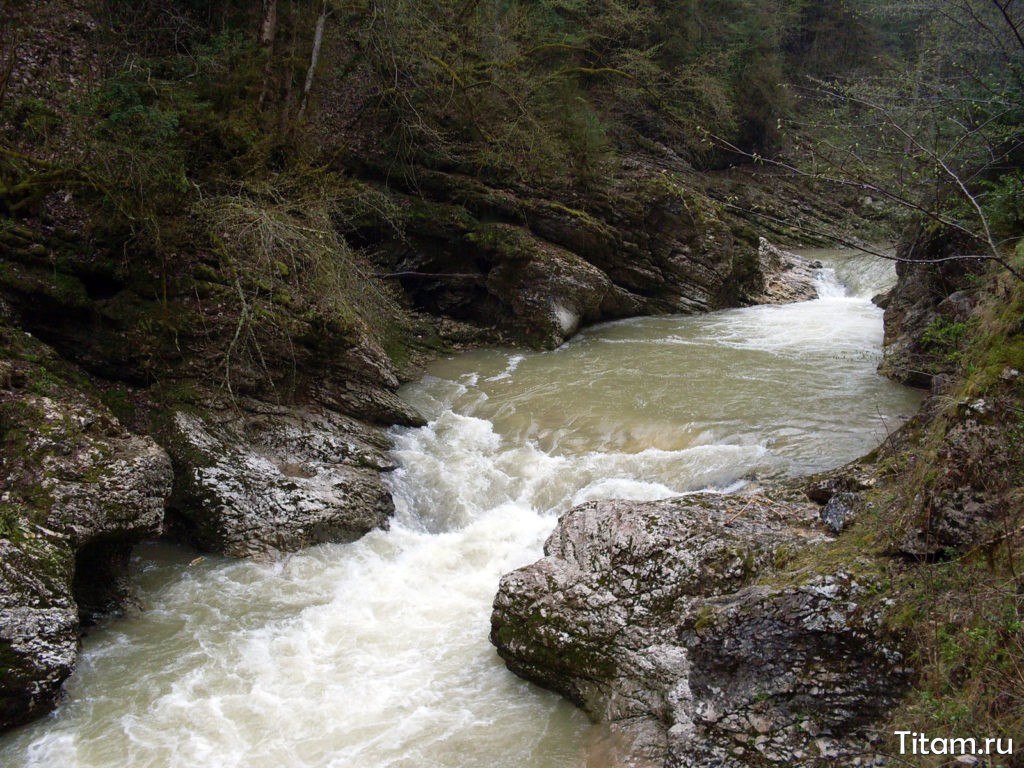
491 495 908 767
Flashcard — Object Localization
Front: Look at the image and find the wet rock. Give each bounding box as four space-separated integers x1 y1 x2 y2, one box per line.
0 538 77 731
804 470 873 506
749 238 822 304
878 225 983 388
372 164 822 348
162 401 396 559
491 496 908 767
474 223 611 348
0 331 172 730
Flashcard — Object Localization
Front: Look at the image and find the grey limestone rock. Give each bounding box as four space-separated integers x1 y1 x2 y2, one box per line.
878 225 983 388
750 238 822 305
491 495 908 767
480 225 612 348
0 353 172 730
820 492 863 533
164 401 397 559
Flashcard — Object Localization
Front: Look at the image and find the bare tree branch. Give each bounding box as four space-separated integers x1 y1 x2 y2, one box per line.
992 0 1024 55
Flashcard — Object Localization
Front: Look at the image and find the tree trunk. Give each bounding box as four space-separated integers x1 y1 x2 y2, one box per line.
278 1 299 137
257 0 279 110
298 0 329 118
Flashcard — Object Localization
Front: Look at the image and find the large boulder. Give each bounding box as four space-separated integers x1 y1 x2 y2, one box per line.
162 400 397 559
0 329 172 730
491 496 908 767
749 238 822 304
471 223 612 347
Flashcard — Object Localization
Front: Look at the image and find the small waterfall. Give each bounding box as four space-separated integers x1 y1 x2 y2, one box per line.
808 246 898 300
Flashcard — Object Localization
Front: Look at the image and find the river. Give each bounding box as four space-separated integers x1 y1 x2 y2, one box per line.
0 249 923 767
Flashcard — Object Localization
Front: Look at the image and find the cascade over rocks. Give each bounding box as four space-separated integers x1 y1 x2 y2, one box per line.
490 496 908 767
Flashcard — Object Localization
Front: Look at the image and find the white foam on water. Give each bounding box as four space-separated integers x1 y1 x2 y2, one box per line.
813 266 849 299
485 354 526 382
0 250 921 768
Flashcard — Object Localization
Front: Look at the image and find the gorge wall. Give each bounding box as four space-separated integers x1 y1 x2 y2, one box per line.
0 2 842 728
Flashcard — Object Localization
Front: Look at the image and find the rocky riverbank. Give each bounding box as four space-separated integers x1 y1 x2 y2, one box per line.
2 4 838 724
490 483 907 767
490 233 1024 767
0 160 825 735
0 320 172 730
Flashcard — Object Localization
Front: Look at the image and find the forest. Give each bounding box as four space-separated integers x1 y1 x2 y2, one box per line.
3 2 1022 346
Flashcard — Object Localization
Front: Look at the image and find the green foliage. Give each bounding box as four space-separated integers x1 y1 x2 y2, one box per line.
349 0 814 182
202 172 409 390
921 316 968 363
983 173 1024 243
0 504 21 541
782 0 1024 257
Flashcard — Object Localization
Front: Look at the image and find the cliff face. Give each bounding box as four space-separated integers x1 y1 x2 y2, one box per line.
356 161 768 350
877 225 987 388
0 320 172 731
0 0 892 735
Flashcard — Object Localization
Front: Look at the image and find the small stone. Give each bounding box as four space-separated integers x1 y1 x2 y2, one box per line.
820 492 861 533
816 737 839 758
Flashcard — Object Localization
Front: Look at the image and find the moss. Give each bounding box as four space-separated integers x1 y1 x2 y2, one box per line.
534 199 613 236
772 543 795 570
0 504 23 541
379 320 447 377
150 379 202 406
0 261 90 309
920 316 969 369
97 387 132 427
466 222 540 263
192 263 223 283
694 604 717 633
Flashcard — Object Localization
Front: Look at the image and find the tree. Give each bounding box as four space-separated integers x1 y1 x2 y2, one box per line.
710 0 1024 277
257 0 279 109
298 0 329 117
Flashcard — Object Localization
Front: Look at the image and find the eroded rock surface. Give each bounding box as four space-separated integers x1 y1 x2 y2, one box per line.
162 401 397 558
373 163 826 349
491 496 908 767
877 225 984 388
751 238 822 305
0 329 172 729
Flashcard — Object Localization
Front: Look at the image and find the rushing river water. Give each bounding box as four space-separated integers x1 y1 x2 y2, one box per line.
0 249 923 768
